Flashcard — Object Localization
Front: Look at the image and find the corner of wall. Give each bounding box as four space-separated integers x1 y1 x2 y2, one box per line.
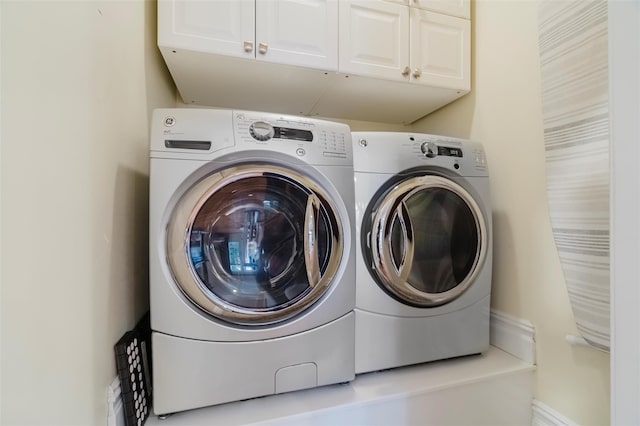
490 309 536 364
532 400 578 426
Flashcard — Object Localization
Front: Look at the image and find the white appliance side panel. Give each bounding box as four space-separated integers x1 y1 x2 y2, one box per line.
152 312 355 415
355 295 490 374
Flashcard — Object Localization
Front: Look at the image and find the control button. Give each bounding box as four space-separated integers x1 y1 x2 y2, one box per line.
249 121 275 141
421 142 437 158
296 148 306 156
454 163 460 170
164 116 175 127
359 139 368 147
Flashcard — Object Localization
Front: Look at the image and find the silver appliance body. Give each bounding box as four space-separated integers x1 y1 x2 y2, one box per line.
352 132 492 374
150 109 355 414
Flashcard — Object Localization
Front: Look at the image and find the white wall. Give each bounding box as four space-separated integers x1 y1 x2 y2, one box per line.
413 1 610 424
0 1 175 424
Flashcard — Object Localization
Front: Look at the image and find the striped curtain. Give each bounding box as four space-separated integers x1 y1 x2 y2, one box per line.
538 0 610 351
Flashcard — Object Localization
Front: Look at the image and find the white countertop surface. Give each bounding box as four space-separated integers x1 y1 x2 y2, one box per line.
147 346 534 426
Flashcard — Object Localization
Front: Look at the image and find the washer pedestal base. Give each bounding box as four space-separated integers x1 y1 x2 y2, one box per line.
152 312 355 415
355 296 490 374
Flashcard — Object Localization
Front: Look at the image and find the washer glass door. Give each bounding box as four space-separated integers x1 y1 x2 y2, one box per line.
365 175 487 307
167 164 343 325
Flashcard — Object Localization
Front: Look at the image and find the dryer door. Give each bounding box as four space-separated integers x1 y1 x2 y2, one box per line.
166 164 344 325
365 175 488 307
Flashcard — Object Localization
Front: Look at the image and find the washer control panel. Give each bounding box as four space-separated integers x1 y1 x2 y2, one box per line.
233 111 351 163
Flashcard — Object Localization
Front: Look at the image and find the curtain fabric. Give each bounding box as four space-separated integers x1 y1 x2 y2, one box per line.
538 0 610 351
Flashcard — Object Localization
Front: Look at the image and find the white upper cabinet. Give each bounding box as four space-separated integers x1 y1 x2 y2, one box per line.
339 0 469 90
410 8 470 90
158 1 255 58
256 0 338 70
157 0 472 123
159 0 338 71
338 1 409 80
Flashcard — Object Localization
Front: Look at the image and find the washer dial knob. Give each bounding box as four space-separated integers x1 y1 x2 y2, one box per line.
249 121 275 141
421 142 438 158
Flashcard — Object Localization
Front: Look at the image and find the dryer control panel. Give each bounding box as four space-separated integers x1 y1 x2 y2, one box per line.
352 132 488 177
417 137 463 158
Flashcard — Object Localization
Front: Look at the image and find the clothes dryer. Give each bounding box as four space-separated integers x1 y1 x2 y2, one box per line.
150 109 355 415
352 132 492 374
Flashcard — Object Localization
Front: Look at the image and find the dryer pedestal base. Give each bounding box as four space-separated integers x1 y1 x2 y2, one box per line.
355 296 490 374
152 312 355 415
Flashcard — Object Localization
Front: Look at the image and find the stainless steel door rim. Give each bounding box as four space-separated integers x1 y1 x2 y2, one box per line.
166 164 344 325
369 175 487 307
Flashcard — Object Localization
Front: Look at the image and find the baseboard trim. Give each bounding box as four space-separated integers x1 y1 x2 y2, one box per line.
107 376 125 426
531 400 578 426
490 309 536 364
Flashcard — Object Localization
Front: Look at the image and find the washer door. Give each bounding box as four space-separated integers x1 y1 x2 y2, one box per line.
364 175 487 307
167 164 343 325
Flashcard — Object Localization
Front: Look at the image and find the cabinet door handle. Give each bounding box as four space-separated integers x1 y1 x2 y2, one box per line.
258 43 269 55
413 68 422 79
402 66 411 77
243 41 254 53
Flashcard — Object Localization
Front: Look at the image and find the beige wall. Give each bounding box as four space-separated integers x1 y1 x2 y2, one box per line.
0 1 175 424
413 1 610 424
0 0 611 424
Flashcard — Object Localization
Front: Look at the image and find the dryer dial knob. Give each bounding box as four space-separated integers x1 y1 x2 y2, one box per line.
249 121 275 141
421 142 438 158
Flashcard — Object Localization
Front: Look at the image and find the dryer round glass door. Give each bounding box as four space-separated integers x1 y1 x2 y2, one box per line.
364 175 488 307
166 164 344 325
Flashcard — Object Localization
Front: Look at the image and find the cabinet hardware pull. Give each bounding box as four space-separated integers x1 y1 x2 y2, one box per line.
243 41 253 53
402 66 411 76
258 43 269 54
413 68 422 78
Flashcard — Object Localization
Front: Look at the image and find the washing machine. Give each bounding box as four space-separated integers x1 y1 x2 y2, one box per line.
149 109 355 415
352 132 492 374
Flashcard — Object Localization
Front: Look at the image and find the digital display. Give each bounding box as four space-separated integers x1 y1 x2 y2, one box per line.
438 146 463 157
273 127 313 142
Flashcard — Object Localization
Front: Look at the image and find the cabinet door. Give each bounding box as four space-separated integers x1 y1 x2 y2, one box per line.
158 0 255 58
412 0 470 19
409 8 469 90
256 0 338 71
339 0 409 81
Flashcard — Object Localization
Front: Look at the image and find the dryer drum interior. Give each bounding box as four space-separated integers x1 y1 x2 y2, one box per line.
365 175 487 307
166 164 344 326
